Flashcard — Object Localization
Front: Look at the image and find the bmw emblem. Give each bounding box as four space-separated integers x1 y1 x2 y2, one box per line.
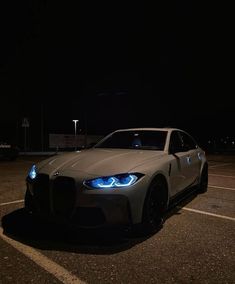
53 171 60 176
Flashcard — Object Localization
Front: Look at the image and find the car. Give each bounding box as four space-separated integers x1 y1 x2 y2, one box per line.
24 128 208 234
0 142 19 160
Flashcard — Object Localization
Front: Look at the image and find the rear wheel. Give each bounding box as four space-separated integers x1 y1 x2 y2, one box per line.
141 177 168 234
198 164 208 193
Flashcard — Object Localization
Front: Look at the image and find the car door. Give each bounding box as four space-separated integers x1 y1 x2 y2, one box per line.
169 131 191 196
178 131 201 186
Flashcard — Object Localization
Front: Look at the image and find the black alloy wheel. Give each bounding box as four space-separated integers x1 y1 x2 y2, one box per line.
142 178 168 234
198 164 208 193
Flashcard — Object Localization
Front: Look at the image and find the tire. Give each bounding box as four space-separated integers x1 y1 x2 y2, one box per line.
141 177 168 234
198 164 208 193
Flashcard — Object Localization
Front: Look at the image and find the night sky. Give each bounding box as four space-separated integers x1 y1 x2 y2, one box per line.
1 2 233 150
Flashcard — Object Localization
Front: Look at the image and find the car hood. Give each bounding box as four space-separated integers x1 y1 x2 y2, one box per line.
39 148 166 176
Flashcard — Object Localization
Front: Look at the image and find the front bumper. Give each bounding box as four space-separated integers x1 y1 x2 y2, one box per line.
25 173 147 228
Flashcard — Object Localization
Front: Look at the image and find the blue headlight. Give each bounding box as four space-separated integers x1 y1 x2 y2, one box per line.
28 164 37 180
84 173 142 189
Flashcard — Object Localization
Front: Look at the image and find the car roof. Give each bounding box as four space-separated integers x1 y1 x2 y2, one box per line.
114 127 181 132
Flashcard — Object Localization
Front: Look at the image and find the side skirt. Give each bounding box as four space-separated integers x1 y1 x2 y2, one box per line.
168 184 198 210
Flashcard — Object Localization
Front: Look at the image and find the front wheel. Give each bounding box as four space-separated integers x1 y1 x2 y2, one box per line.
141 178 168 234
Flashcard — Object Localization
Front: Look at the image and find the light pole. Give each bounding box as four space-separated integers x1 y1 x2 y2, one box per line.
72 119 79 151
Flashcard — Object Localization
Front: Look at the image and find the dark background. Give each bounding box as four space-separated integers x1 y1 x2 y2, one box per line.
0 2 233 151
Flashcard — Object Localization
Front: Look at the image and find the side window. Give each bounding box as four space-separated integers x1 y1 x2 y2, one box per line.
179 132 197 151
169 131 183 153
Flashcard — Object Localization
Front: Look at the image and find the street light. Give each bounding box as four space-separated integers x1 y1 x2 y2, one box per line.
72 119 79 151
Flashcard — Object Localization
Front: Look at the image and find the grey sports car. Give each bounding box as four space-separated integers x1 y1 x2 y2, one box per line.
25 128 208 233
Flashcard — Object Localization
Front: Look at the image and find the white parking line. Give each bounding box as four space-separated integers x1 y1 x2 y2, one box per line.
209 163 232 168
0 227 86 284
180 207 235 221
209 174 235 178
209 185 235 191
0 199 24 207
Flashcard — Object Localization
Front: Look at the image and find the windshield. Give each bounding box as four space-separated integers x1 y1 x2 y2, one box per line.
95 130 167 150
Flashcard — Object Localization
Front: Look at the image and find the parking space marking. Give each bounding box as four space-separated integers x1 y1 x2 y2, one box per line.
0 227 86 284
180 207 235 221
208 185 235 191
209 163 232 168
209 174 235 178
0 199 24 207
